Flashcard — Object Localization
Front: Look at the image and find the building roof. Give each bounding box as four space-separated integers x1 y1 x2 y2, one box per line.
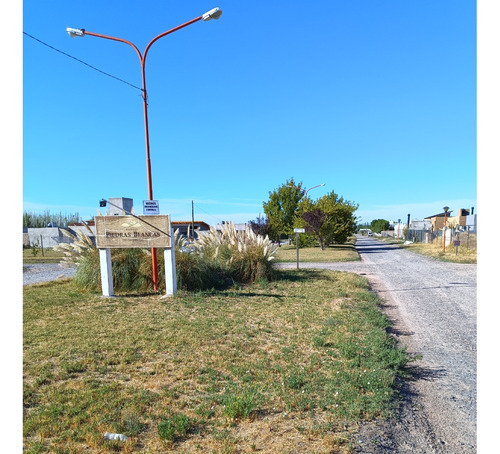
424 211 453 220
171 221 211 229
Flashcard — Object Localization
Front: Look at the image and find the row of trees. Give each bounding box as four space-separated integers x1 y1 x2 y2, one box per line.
23 210 82 228
250 178 359 249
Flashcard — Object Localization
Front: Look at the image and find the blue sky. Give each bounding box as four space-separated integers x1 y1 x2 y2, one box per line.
21 0 477 225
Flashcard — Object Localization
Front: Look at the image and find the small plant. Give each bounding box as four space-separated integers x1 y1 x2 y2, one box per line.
220 386 261 421
157 412 193 442
120 411 146 436
30 242 40 257
285 368 307 390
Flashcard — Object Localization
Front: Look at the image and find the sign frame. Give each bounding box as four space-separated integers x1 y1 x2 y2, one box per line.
95 215 171 249
94 215 176 298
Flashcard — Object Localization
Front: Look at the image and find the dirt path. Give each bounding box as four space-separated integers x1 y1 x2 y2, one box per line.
277 236 476 453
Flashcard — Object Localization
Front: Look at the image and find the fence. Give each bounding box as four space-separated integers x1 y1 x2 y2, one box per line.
406 229 477 250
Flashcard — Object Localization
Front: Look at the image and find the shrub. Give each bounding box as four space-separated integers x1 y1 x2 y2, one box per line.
175 251 227 291
195 222 278 283
56 223 278 292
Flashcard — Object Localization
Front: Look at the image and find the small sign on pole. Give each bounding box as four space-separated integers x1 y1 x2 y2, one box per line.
143 200 160 215
294 228 306 269
454 239 461 256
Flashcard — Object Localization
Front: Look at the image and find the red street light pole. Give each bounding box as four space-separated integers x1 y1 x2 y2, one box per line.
67 7 222 291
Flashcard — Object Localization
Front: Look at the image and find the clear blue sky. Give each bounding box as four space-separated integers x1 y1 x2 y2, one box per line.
22 0 477 225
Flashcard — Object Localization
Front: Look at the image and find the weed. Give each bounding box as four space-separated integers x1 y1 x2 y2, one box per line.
158 412 193 441
220 386 262 420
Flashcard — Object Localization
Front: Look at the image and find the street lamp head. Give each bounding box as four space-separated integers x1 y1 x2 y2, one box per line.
443 206 449 214
66 27 85 38
202 7 223 21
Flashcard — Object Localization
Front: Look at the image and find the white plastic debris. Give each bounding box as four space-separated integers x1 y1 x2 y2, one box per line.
104 432 128 441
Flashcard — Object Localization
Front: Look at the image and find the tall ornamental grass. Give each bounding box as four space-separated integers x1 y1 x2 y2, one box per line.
55 222 278 292
194 223 278 283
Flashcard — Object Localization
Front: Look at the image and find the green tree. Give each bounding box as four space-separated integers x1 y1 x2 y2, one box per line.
23 210 81 228
263 178 304 243
300 191 358 249
370 219 390 234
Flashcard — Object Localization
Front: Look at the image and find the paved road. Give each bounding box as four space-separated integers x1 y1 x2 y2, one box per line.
277 235 476 452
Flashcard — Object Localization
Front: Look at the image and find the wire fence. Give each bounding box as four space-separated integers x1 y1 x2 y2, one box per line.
406 229 477 250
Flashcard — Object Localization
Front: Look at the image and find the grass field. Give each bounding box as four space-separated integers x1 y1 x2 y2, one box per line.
23 248 65 264
404 242 477 264
24 270 409 453
275 244 360 263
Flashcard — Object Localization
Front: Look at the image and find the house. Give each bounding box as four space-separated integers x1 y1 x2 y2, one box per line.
171 221 210 239
409 220 432 231
212 222 250 233
424 208 473 231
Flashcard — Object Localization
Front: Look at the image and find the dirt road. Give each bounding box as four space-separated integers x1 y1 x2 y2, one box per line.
277 235 476 453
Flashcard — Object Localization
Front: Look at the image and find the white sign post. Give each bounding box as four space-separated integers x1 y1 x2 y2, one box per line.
162 227 177 297
99 248 114 297
294 228 306 269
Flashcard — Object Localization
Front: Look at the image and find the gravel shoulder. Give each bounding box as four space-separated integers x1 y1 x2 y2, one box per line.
277 236 477 453
23 263 76 286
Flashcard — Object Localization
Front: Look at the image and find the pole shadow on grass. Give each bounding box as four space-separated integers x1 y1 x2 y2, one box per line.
275 269 335 282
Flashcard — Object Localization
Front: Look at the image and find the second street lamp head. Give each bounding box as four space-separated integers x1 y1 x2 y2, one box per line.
66 27 85 38
202 7 223 21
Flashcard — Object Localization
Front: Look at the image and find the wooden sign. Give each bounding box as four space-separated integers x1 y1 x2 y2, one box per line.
95 215 171 249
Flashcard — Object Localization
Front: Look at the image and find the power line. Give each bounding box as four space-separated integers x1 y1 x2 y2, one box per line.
23 31 143 92
193 203 225 224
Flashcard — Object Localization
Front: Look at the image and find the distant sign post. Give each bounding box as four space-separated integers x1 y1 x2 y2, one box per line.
294 228 306 269
95 215 176 297
454 239 461 256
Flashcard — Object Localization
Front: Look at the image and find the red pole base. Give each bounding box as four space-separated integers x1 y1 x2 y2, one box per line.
151 248 159 291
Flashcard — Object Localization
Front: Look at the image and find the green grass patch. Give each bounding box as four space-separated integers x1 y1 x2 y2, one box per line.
23 248 65 264
24 271 410 453
275 243 360 263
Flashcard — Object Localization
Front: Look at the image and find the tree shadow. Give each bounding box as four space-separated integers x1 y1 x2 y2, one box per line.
356 244 403 254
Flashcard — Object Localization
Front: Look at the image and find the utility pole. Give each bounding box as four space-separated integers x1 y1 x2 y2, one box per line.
191 200 195 241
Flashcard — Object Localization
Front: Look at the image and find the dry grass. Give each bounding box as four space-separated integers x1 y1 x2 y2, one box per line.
24 271 409 453
275 244 359 263
404 240 477 264
23 248 65 264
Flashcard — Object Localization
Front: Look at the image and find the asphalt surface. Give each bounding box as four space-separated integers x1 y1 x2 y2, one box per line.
277 235 477 453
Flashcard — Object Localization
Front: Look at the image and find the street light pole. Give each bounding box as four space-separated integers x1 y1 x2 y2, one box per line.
304 183 326 198
67 8 222 291
288 183 326 198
